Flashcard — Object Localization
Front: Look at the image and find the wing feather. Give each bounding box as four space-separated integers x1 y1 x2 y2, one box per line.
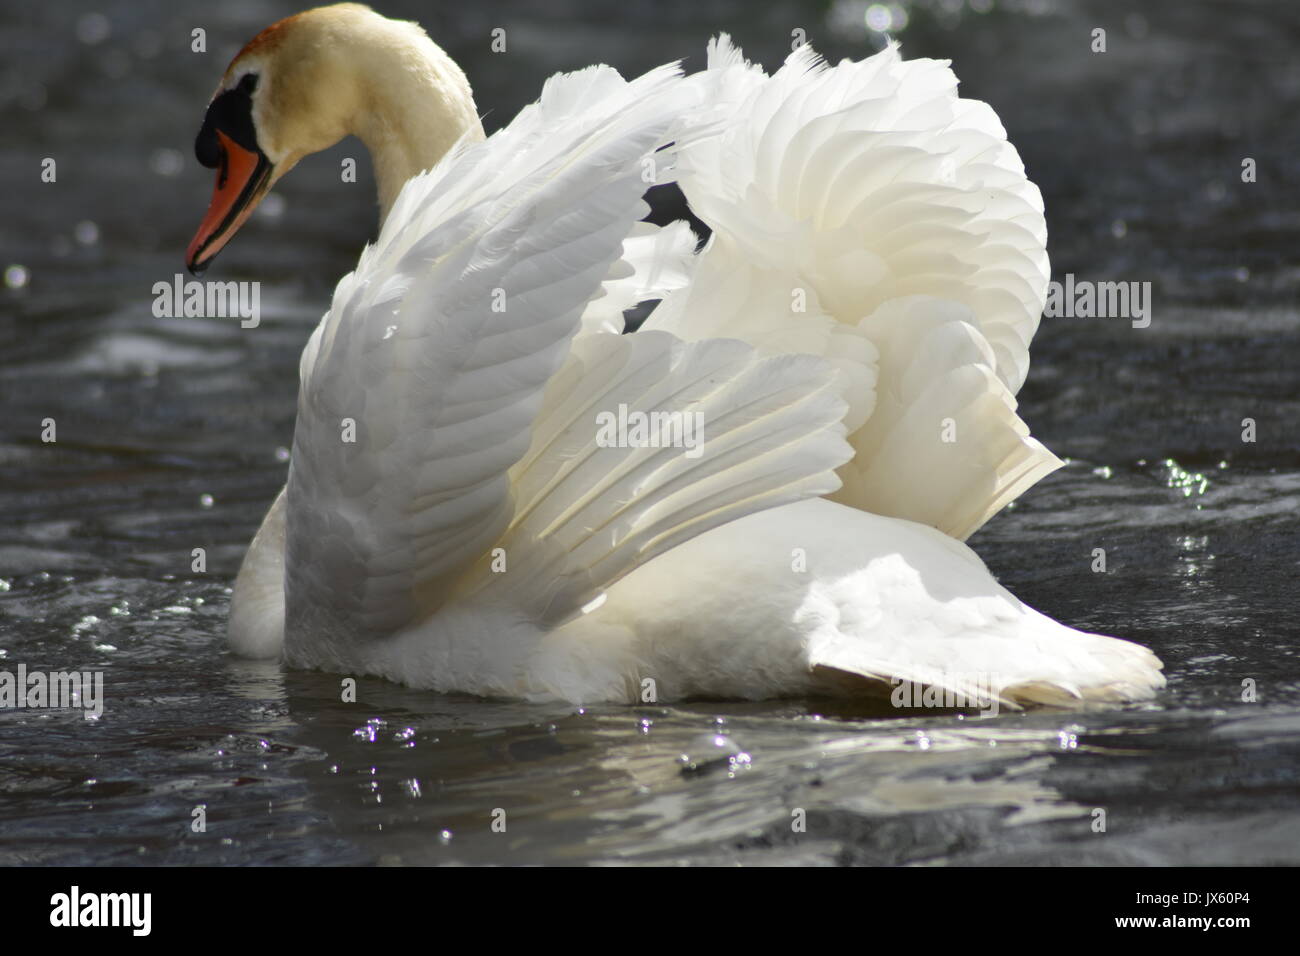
284 65 702 639
650 36 1057 539
458 330 852 626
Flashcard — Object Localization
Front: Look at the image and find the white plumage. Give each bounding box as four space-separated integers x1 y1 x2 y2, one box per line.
209 5 1164 707
653 37 1060 540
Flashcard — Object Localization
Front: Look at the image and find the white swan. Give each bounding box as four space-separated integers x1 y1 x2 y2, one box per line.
187 3 1164 707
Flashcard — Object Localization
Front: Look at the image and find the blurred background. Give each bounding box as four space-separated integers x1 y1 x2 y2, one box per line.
1 0 1298 866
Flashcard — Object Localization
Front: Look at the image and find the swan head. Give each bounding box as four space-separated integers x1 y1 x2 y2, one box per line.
186 3 479 273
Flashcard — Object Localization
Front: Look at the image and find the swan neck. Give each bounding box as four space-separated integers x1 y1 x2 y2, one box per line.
347 35 485 224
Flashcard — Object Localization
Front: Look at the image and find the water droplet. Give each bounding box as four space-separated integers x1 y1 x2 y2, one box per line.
258 194 286 221
74 221 100 246
678 732 751 775
274 446 290 462
76 12 111 45
149 148 184 177
4 264 29 289
865 4 895 32
199 493 214 508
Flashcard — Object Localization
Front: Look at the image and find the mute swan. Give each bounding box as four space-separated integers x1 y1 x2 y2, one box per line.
188 3 1164 707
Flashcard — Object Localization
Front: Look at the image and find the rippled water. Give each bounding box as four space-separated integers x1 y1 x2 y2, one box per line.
2 0 1299 865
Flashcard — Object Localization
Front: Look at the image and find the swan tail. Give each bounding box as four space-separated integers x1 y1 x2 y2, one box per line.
800 582 1170 712
597 499 1164 707
809 615 1166 710
459 329 853 628
793 515 1166 707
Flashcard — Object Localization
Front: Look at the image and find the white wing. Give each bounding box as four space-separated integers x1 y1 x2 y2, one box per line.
578 220 699 336
462 329 850 627
285 64 699 638
283 62 853 644
650 37 1060 540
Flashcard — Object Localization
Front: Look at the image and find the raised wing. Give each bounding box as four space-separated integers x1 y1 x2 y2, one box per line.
460 329 851 627
284 64 702 638
283 61 853 644
651 37 1060 539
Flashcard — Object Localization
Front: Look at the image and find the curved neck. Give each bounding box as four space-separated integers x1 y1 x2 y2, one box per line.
342 28 485 223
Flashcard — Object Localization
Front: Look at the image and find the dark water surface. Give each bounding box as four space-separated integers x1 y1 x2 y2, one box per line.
2 0 1298 865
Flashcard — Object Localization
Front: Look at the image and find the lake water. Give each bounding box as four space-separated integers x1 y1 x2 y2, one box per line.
2 0 1299 865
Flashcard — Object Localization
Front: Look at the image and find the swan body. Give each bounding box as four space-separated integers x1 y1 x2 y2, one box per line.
192 4 1165 707
276 497 1161 706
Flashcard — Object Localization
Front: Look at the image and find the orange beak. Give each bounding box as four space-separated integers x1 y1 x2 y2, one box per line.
186 129 273 274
